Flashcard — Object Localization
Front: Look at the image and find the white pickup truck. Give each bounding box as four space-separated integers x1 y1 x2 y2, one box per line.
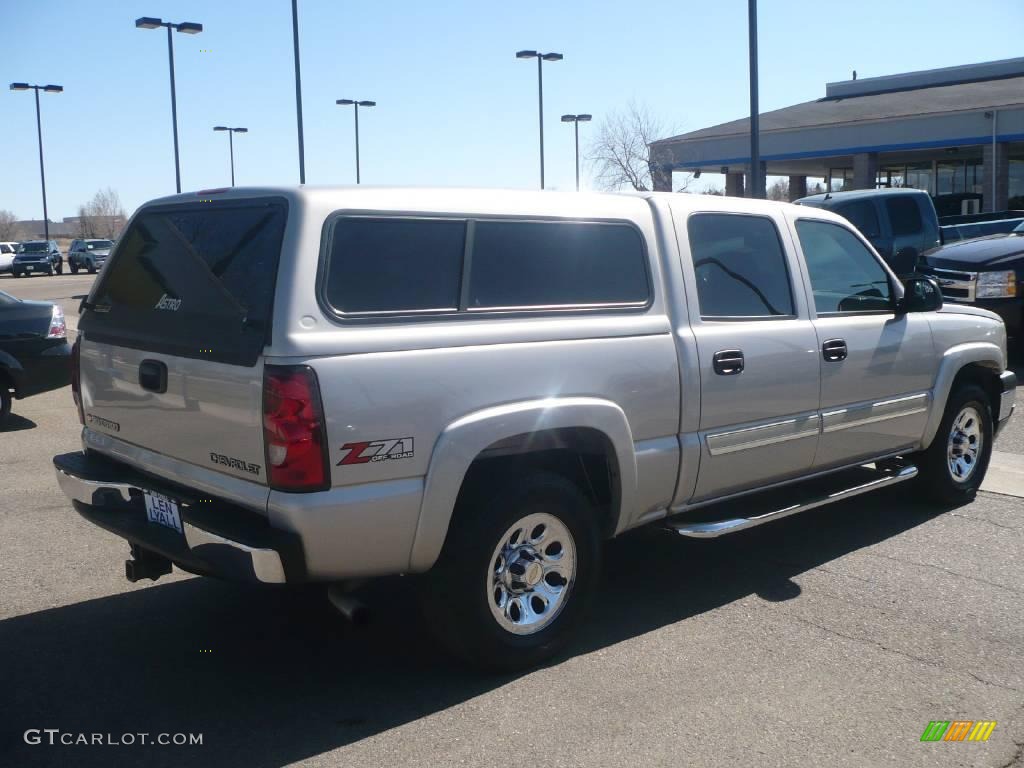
54 187 1016 669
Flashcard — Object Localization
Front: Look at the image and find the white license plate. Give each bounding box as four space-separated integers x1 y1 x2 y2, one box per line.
25 266 33 272
144 491 182 534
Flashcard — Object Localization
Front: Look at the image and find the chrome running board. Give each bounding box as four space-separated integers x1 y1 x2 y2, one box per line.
665 462 918 539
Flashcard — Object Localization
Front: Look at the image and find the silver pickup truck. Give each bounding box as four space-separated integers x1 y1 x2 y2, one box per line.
54 187 1016 669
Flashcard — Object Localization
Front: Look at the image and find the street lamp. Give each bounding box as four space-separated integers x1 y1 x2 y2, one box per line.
560 114 592 191
747 0 763 199
516 50 563 189
335 100 376 184
213 127 248 186
135 16 203 193
9 82 63 243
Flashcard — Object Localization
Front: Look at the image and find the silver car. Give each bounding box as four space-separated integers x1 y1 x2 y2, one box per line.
54 187 1016 669
67 239 114 274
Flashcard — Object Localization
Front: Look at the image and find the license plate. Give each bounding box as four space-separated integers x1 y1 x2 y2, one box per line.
144 491 182 534
25 266 33 272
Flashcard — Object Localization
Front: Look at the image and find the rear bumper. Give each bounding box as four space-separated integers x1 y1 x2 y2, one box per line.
54 451 305 584
996 370 1016 437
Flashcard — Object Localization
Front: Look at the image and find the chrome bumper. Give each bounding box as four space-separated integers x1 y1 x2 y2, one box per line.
999 370 1017 424
55 462 287 584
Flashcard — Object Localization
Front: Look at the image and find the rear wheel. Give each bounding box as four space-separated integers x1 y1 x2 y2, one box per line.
422 471 602 671
70 261 79 275
914 384 993 505
54 260 63 275
0 379 12 428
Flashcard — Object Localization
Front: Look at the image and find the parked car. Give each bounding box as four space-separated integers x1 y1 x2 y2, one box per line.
53 187 1016 669
67 239 114 274
920 221 1024 345
12 240 63 277
941 217 1024 243
796 188 941 275
0 289 70 426
0 242 17 274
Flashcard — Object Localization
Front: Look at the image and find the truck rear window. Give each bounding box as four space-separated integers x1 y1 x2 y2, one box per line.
79 198 287 366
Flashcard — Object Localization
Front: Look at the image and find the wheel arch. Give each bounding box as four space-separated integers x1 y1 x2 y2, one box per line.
408 397 637 573
923 342 1004 448
0 350 26 397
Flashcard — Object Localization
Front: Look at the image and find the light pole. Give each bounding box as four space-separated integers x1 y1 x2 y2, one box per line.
516 50 563 189
747 0 763 199
291 0 305 184
136 16 203 194
560 114 592 191
336 100 376 184
213 127 248 186
9 83 62 243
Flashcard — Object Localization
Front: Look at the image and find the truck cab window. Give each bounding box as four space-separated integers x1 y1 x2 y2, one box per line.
796 219 892 314
687 213 794 318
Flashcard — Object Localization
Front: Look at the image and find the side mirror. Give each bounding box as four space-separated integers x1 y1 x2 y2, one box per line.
898 276 943 314
889 246 919 277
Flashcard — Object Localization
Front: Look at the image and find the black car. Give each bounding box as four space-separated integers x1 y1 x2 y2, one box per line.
12 240 63 277
920 222 1024 344
0 290 71 426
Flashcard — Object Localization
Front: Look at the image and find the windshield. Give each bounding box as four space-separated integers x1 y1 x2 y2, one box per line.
0 244 11 254
18 242 48 253
86 240 114 250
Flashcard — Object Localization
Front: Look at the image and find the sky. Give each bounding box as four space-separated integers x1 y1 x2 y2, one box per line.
2 0 1022 221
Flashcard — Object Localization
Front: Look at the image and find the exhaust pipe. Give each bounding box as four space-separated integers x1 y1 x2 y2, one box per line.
327 584 370 625
125 544 172 583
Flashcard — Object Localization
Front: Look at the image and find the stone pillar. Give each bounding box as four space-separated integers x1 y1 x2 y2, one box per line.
788 175 808 201
725 172 745 197
982 142 1009 212
852 152 878 190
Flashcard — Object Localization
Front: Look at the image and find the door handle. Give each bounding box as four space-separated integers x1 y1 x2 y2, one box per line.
822 338 848 362
712 349 744 375
138 359 168 393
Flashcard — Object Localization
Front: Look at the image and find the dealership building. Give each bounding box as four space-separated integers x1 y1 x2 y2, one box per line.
650 58 1024 212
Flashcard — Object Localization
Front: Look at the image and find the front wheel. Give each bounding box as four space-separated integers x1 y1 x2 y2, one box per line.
422 471 602 671
914 384 993 505
0 385 11 428
70 262 79 275
54 260 63 275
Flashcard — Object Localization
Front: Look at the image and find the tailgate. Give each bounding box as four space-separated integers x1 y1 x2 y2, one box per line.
77 197 287 484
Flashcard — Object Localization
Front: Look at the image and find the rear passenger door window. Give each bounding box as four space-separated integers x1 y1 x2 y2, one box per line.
795 219 892 314
468 220 648 309
686 213 794 318
885 197 922 237
834 201 880 239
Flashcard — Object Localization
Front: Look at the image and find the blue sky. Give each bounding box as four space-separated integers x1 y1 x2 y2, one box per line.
2 0 1022 220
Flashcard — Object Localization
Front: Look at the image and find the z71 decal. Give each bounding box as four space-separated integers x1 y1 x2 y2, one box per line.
338 437 414 466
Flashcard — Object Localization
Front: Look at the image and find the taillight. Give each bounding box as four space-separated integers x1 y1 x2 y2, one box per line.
47 305 66 339
71 335 84 425
262 365 329 492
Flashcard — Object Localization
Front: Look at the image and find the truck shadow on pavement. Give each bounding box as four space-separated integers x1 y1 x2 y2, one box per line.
0 486 948 768
0 414 37 432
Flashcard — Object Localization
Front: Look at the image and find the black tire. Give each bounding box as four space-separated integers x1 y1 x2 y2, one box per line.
914 384 993 505
54 260 63 275
70 262 79 275
422 471 602 671
88 263 97 275
0 381 12 429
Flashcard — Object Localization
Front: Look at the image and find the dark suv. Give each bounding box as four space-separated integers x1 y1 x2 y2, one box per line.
12 240 63 277
68 239 114 274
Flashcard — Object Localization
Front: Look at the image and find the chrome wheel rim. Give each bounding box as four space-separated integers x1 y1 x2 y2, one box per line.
947 405 983 483
487 512 576 636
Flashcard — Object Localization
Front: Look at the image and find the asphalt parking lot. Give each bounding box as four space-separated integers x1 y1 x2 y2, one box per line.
1 272 1022 768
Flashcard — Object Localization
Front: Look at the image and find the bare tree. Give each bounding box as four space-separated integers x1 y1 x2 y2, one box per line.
0 210 16 241
587 102 689 192
767 178 789 202
76 188 127 240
